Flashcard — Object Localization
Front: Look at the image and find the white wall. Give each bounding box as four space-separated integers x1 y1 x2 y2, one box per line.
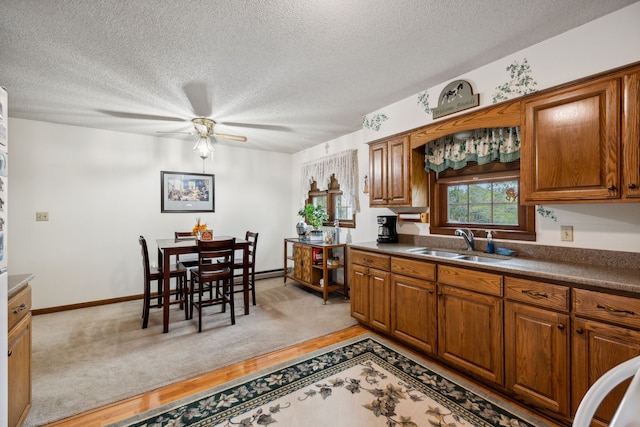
8 118 292 309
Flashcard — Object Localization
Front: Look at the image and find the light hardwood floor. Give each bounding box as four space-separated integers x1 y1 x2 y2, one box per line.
44 326 369 427
43 325 561 427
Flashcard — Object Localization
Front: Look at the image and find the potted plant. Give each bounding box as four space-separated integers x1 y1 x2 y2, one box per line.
298 203 328 241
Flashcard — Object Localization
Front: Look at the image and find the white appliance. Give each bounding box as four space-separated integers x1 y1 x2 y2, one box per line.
0 86 9 427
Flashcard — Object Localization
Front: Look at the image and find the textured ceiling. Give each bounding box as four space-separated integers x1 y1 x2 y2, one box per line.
0 1 637 153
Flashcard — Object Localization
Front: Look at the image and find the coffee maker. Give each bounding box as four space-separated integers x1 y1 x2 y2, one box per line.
377 215 398 243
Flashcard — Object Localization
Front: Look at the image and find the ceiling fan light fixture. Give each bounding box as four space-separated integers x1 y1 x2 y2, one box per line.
193 135 215 159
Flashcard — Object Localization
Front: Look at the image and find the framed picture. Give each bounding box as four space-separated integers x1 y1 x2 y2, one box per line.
161 171 215 213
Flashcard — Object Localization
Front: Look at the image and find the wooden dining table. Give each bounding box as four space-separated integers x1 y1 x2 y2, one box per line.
156 236 250 333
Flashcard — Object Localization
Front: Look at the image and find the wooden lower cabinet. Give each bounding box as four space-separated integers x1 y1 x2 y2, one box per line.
349 249 640 425
571 288 640 425
292 243 313 284
505 301 570 416
391 273 437 354
349 249 391 332
437 284 504 385
8 284 32 427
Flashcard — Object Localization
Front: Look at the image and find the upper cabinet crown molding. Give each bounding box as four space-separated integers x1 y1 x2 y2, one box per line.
410 101 522 149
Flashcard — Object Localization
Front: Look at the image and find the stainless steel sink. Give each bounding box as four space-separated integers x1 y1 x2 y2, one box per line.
453 254 507 264
405 248 461 258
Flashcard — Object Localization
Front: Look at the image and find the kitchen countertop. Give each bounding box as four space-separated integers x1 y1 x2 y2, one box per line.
8 273 35 298
349 242 640 294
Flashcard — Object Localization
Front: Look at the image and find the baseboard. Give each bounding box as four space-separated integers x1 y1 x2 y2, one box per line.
32 269 286 315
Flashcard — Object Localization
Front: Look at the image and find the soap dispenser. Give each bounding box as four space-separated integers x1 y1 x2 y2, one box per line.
486 230 495 254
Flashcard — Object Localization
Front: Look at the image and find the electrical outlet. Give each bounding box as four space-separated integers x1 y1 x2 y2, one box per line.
561 225 573 241
36 211 49 221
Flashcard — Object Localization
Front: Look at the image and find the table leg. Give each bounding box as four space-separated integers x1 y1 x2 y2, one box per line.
243 245 249 315
163 249 171 333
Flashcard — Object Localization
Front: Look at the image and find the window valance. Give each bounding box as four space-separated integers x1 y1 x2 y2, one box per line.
300 149 360 213
424 127 520 174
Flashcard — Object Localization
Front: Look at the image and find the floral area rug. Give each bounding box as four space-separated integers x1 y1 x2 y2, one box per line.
112 334 552 427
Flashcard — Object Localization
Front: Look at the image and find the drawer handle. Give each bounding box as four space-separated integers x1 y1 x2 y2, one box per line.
597 304 635 315
522 290 548 299
557 324 565 331
13 303 27 314
364 258 373 263
576 328 584 334
608 185 617 191
629 183 638 189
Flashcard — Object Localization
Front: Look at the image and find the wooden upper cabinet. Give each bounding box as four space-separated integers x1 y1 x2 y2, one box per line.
369 134 428 207
521 76 620 203
623 69 640 198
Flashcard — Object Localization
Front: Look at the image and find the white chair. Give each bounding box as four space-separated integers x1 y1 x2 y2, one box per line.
573 355 640 427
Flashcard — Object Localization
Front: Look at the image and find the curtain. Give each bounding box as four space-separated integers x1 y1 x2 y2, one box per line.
300 149 360 213
424 127 520 173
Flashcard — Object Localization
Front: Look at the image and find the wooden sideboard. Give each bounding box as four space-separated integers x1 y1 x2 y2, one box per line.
283 238 348 304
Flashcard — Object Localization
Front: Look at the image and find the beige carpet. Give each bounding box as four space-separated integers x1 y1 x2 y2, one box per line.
24 277 355 427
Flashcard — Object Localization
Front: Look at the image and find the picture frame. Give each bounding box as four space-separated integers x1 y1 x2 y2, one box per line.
161 171 215 213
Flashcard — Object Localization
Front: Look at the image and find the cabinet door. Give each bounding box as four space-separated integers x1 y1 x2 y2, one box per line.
521 77 620 203
572 318 640 426
369 268 391 332
438 285 504 385
386 136 410 205
623 69 640 198
505 301 569 416
293 244 312 283
8 313 32 427
350 263 370 323
391 274 437 354
369 140 388 206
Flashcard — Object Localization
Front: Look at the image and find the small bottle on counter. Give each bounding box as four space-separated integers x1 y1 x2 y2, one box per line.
486 230 495 254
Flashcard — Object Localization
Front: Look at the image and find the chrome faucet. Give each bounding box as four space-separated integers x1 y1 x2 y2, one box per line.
455 228 475 251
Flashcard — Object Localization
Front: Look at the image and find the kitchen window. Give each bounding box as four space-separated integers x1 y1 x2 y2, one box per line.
429 161 535 241
306 175 356 228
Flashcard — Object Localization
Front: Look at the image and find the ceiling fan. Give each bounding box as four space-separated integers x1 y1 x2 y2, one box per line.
158 117 247 157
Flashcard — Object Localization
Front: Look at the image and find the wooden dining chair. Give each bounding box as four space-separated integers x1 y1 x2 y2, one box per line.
189 237 236 332
232 231 259 305
174 231 199 269
139 236 188 329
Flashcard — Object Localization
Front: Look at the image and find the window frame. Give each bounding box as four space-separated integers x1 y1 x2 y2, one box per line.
429 161 536 241
306 175 356 228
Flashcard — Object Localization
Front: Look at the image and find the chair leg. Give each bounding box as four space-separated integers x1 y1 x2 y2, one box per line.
226 278 235 325
198 280 204 332
182 274 189 320
250 271 256 305
142 279 152 329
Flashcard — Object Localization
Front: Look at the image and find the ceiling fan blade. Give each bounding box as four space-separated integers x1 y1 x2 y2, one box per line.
214 133 247 142
220 122 292 132
98 110 186 122
183 82 212 117
156 131 197 135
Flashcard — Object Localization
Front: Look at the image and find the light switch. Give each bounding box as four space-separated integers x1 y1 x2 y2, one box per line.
560 225 573 241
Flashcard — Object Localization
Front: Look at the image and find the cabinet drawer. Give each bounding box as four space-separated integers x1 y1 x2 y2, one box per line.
574 288 640 329
505 276 569 312
350 250 390 271
391 257 436 281
438 265 502 296
8 285 32 332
